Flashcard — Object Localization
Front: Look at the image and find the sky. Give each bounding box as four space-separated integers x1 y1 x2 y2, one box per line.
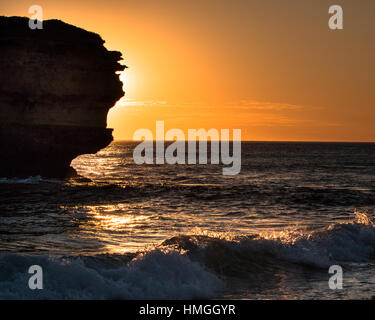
2 0 374 141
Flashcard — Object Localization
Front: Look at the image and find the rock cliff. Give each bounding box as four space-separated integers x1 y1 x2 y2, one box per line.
0 16 125 178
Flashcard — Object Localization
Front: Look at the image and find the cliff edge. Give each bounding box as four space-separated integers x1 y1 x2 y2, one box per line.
0 16 126 178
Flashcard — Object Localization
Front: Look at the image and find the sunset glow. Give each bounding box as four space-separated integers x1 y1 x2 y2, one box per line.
1 1 375 302
2 0 374 141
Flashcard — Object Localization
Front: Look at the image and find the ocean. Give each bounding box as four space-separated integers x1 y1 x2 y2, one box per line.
0 141 375 299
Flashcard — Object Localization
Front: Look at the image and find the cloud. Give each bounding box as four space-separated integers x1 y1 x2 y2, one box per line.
116 99 305 110
116 98 167 107
230 100 304 111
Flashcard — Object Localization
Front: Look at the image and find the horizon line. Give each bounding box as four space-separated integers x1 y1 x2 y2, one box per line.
112 139 375 143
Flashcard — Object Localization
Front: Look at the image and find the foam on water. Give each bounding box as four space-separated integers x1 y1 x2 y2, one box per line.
0 249 222 300
1 142 374 299
1 213 374 299
166 211 375 270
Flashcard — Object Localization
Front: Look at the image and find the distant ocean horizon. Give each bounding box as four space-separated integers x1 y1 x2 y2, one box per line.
1 141 374 299
113 139 375 143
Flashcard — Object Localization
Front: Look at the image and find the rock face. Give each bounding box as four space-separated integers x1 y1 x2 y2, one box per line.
0 16 125 178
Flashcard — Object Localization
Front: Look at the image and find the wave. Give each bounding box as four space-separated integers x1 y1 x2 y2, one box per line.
0 212 374 299
164 211 375 271
0 249 222 300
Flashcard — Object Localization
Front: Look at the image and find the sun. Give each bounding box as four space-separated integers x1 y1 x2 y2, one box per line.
117 68 137 99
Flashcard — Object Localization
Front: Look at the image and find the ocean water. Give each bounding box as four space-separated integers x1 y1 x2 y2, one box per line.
0 141 375 299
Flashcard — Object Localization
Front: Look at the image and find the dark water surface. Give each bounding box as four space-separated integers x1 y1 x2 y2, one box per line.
1 142 375 299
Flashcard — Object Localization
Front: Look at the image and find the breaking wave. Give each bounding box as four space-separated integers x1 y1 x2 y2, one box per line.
165 211 375 271
0 249 222 300
1 212 374 300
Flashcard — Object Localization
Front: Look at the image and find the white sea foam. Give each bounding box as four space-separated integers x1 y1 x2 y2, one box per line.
0 213 374 299
263 211 375 267
163 212 375 269
0 249 222 300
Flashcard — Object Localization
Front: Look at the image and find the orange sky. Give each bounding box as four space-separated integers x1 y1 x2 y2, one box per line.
2 0 375 141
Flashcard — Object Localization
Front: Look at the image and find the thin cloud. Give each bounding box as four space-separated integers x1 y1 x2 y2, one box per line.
116 98 167 107
233 100 303 111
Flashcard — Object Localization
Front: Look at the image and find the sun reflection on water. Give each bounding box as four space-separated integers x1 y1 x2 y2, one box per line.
92 213 149 230
63 203 161 254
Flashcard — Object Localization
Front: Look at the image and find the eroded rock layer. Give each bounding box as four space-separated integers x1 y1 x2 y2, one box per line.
0 16 125 178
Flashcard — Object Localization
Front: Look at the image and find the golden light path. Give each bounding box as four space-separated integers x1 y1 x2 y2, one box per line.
67 204 156 254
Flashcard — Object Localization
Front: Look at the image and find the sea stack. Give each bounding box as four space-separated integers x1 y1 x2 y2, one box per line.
0 16 125 178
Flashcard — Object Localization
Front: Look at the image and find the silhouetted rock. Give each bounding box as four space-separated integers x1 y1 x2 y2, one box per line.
0 16 126 178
